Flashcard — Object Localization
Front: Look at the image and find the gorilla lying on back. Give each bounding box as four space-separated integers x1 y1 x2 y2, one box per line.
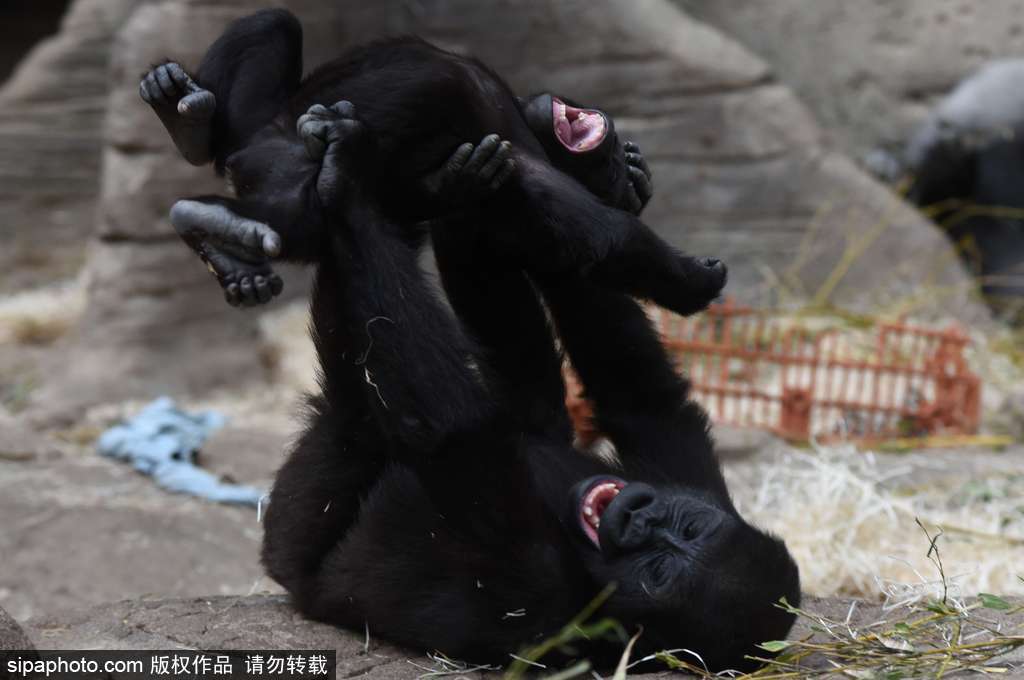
142 10 800 671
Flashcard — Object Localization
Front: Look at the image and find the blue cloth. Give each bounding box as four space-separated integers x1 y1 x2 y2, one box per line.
97 397 265 506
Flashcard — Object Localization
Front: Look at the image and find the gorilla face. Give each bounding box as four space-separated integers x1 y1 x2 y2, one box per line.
522 93 630 207
567 476 801 671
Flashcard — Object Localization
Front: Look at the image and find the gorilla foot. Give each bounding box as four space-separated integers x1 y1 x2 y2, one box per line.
139 62 216 165
170 199 284 308
297 101 370 206
296 101 366 161
676 256 728 315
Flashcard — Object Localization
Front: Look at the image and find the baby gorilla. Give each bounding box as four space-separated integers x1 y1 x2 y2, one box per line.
140 8 724 313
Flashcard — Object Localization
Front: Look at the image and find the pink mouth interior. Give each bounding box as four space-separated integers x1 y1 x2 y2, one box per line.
580 479 626 548
553 97 608 153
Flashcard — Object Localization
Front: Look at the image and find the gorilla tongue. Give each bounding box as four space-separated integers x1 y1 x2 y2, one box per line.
581 480 624 548
553 98 607 153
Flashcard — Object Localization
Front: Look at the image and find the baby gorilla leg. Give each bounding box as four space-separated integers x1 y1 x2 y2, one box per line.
139 62 216 165
169 198 283 307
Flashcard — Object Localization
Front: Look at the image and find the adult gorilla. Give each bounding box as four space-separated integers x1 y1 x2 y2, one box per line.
142 10 800 671
906 60 1024 315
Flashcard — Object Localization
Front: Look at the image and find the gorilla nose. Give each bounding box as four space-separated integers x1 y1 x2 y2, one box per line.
599 483 660 552
700 257 724 271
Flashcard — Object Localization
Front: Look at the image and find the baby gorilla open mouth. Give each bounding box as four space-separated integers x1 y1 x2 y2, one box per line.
579 477 627 547
553 97 608 153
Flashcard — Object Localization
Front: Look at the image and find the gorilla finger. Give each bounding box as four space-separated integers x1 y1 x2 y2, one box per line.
239 278 257 306
139 80 153 103
628 165 653 198
298 120 330 158
489 158 516 190
155 65 178 98
261 228 282 257
178 90 215 118
625 151 652 179
325 118 362 144
304 104 331 119
624 141 639 152
445 143 475 175
165 63 189 89
254 276 272 303
224 283 241 307
143 74 162 104
269 275 284 296
462 134 501 175
329 100 356 118
478 141 511 180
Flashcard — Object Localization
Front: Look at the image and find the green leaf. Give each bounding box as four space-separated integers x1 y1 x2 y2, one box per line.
894 622 912 635
758 641 791 652
980 593 1012 610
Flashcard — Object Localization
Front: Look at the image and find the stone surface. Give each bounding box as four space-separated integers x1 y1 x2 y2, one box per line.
0 0 141 293
18 594 1023 677
678 0 1024 163
0 445 276 622
0 607 33 652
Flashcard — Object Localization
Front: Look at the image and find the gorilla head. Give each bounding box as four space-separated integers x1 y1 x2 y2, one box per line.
568 476 800 669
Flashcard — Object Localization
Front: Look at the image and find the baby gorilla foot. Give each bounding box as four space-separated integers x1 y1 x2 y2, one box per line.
170 200 284 308
684 256 728 313
139 62 216 165
296 101 368 206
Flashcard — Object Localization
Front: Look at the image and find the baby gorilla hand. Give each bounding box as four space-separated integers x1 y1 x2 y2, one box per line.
170 200 284 308
622 141 652 215
139 62 216 165
297 101 369 209
421 134 517 208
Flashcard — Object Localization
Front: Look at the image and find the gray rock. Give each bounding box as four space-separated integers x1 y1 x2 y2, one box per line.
0 0 141 293
0 606 33 651
678 0 1024 163
0 452 271 622
21 594 1022 677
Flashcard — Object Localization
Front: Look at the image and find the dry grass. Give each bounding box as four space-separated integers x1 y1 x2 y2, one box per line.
726 441 1024 600
0 279 84 346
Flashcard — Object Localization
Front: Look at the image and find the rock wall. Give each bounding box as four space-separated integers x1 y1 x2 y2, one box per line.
43 0 991 412
0 0 140 292
678 0 1024 162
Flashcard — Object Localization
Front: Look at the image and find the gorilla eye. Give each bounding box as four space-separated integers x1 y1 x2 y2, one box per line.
682 521 700 541
647 555 673 587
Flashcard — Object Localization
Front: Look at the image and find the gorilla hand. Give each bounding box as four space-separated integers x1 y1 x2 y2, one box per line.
170 199 284 308
622 141 652 215
296 100 371 209
420 134 517 208
139 62 216 166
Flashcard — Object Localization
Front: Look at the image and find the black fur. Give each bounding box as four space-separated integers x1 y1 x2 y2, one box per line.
149 8 726 314
909 126 1024 309
145 10 799 671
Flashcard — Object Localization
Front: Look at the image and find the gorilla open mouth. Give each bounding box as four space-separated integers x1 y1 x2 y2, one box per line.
579 477 626 548
553 97 608 153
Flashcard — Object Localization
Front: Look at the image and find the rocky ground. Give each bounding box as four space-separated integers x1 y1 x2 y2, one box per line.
3 402 1023 676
